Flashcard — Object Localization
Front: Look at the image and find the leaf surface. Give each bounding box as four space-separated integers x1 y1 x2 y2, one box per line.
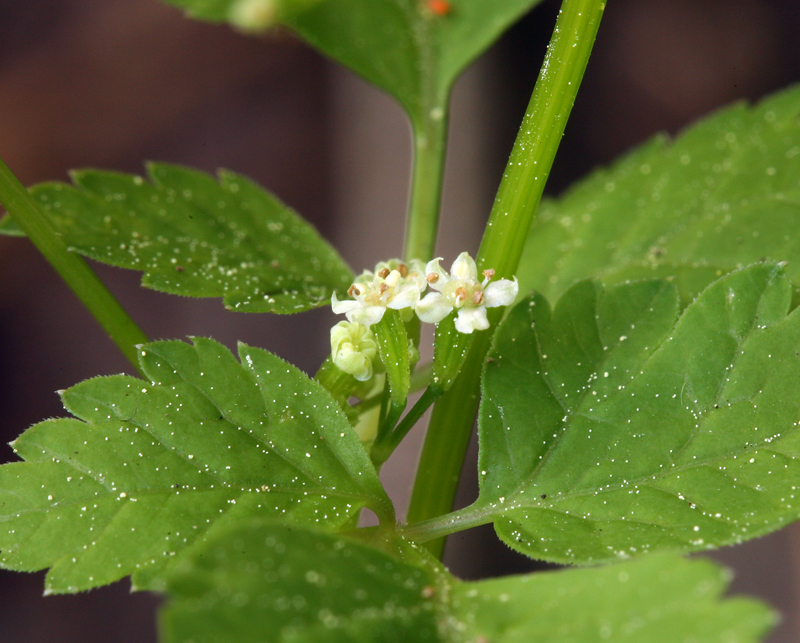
453 555 774 643
0 338 391 593
161 521 774 643
161 523 442 643
473 263 800 564
519 86 800 307
0 164 352 313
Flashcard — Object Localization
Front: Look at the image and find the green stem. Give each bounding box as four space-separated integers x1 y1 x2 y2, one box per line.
371 386 442 466
0 159 149 374
400 504 493 544
404 102 449 263
405 0 606 558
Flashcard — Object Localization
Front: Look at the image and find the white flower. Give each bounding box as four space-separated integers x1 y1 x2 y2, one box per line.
331 259 426 327
415 252 518 333
330 321 378 381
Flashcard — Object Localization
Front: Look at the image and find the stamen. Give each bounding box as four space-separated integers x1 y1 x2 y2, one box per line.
482 269 495 280
348 285 361 297
378 268 390 279
427 272 439 284
398 263 409 277
455 286 468 303
380 283 389 293
472 290 484 305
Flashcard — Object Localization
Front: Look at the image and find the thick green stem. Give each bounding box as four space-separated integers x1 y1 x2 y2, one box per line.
0 159 149 374
403 103 449 263
405 0 606 558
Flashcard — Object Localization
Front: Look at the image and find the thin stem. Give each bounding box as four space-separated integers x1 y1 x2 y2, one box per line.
371 386 442 466
403 103 449 263
0 158 149 375
406 0 606 558
400 504 493 544
352 361 431 415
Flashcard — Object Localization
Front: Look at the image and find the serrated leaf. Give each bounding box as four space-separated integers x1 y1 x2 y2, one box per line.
161 521 774 643
453 555 775 643
0 164 353 313
160 522 442 643
519 85 800 307
160 0 546 125
0 213 23 235
0 338 392 593
469 263 800 565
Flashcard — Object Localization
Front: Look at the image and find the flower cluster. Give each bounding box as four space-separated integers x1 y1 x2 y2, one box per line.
330 253 518 377
331 259 427 327
417 253 518 334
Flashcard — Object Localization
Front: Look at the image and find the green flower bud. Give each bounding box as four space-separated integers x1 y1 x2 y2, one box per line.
228 0 279 32
330 321 378 382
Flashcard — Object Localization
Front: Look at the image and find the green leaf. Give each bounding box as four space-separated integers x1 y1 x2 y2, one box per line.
0 213 23 235
160 0 547 123
0 164 353 313
289 0 548 122
454 555 775 643
471 263 800 564
0 338 392 593
160 523 442 643
519 85 800 307
161 520 774 643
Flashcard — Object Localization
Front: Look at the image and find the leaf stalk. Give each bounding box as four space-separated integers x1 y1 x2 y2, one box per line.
0 158 149 374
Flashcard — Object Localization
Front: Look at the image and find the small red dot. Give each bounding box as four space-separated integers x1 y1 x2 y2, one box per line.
427 0 452 16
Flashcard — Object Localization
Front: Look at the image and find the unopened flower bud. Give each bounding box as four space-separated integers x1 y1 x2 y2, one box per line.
228 0 279 31
330 321 377 381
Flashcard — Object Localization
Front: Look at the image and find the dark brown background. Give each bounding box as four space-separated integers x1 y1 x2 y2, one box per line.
0 0 798 640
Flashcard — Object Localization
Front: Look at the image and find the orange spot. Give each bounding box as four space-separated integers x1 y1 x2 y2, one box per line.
427 0 451 16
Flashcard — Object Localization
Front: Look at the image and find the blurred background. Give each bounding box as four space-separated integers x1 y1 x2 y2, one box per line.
0 0 799 640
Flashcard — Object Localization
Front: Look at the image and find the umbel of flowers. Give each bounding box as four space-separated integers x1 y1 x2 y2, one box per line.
330 252 518 379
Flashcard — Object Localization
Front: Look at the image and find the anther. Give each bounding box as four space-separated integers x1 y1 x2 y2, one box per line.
455 286 468 303
427 272 439 284
482 269 495 280
378 268 390 279
348 285 361 297
398 263 408 277
472 290 484 305
380 283 389 293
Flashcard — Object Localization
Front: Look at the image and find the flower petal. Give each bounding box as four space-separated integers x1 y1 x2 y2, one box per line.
406 259 428 290
455 306 489 333
483 278 519 308
387 284 420 310
349 305 386 327
415 292 452 323
331 292 361 315
450 251 478 281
